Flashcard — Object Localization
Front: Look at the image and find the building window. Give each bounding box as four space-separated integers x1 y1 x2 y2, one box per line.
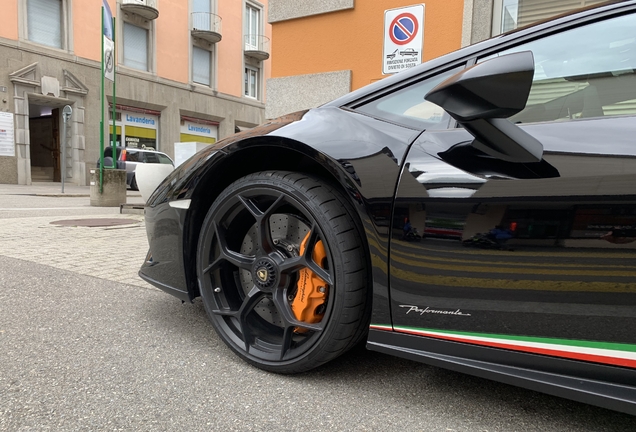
245 66 259 99
193 46 212 86
245 3 261 50
123 22 149 71
192 0 212 30
26 0 64 49
193 0 211 14
492 0 606 36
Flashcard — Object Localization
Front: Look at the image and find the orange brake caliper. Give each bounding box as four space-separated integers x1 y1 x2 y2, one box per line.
291 232 328 329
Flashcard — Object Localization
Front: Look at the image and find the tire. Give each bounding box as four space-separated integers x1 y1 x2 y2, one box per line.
197 171 370 373
130 175 138 191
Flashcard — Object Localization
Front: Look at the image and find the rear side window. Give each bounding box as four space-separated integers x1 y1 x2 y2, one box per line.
126 151 140 162
144 152 160 163
354 67 462 129
157 154 173 164
490 12 636 124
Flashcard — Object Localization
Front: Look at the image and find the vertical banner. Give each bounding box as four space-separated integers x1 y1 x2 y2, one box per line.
103 0 114 82
104 38 115 82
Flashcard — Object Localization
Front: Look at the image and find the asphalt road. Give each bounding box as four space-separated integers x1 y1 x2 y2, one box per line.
1 184 635 430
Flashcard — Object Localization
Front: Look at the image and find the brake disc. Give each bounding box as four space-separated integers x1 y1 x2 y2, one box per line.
239 214 310 327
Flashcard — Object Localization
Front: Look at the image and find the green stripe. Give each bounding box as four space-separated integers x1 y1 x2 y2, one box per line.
395 326 636 353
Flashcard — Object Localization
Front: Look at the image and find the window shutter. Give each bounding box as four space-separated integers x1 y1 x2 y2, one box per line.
123 22 148 71
193 47 211 86
27 0 62 49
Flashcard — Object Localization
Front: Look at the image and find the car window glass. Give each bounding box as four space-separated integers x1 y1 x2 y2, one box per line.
144 152 160 163
354 67 462 129
126 151 139 162
486 12 636 124
157 154 173 164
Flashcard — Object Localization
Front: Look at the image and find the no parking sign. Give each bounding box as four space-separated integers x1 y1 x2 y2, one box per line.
383 4 425 74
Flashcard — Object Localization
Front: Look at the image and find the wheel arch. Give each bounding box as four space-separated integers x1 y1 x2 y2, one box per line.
182 137 373 300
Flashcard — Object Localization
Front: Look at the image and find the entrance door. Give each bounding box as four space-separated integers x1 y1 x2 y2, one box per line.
28 105 60 182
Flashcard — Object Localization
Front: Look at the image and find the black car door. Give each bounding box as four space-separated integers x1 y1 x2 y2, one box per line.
389 10 636 368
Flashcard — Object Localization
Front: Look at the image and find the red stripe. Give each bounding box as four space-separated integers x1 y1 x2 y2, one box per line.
396 328 636 369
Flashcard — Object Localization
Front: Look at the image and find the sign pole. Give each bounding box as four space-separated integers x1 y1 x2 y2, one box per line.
111 17 117 168
100 6 105 193
61 105 72 194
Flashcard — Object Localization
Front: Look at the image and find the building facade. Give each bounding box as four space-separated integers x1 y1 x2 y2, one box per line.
266 0 605 119
0 0 272 185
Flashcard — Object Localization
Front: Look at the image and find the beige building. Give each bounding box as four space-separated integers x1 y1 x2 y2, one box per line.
0 0 271 185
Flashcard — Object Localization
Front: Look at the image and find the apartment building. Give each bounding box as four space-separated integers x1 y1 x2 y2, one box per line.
0 0 271 185
266 0 605 119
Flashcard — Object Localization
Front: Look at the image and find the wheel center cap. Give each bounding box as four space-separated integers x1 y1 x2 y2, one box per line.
257 268 268 282
253 258 277 290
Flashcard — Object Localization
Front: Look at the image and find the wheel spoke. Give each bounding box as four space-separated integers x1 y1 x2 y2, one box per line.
301 225 321 258
239 193 286 220
212 285 264 353
238 194 286 254
305 261 333 286
279 226 334 285
272 289 325 333
279 325 295 361
237 285 265 352
278 255 305 273
207 221 254 271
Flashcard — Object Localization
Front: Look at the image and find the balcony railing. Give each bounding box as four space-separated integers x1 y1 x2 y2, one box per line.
121 0 159 20
191 13 222 43
244 35 270 61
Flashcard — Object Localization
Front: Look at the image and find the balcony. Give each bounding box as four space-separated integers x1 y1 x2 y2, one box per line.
191 13 222 43
244 35 270 61
121 0 159 20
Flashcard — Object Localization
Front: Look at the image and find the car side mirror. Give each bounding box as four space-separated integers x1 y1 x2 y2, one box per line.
425 51 543 163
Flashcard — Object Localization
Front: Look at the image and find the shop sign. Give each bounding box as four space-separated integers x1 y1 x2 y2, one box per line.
180 121 218 138
123 113 158 127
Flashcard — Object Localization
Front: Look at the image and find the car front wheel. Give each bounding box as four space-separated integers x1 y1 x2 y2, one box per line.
197 171 370 373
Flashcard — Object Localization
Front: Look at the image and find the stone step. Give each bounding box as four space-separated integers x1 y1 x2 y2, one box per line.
31 166 54 182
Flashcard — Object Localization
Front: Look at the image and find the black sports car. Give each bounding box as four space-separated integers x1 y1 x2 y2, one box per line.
140 1 636 415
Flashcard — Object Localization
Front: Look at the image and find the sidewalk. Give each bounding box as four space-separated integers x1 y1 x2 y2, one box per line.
0 181 152 289
0 181 143 198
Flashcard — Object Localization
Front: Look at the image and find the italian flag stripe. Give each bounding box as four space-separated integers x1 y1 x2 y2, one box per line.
370 324 636 368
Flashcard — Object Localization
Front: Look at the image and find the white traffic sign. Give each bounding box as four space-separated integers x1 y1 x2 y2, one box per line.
383 4 425 75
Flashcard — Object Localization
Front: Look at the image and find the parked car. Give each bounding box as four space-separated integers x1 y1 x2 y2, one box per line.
99 146 174 190
139 1 636 415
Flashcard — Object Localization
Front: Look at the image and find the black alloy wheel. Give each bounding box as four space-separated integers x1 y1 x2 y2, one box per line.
197 171 370 373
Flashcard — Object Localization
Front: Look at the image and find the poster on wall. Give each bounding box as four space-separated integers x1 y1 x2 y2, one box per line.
383 4 425 75
0 112 15 157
